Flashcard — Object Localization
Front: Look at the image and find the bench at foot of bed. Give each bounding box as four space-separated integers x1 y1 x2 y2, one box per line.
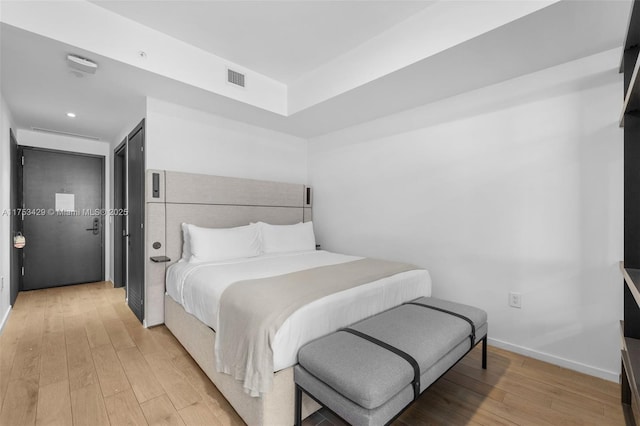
294 297 488 426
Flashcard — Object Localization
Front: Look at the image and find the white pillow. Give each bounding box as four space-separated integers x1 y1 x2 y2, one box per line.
259 221 316 254
187 223 262 263
181 223 192 261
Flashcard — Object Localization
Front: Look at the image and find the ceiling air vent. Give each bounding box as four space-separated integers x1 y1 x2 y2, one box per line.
227 69 245 87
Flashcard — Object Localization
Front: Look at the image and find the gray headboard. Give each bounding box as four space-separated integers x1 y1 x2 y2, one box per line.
144 170 312 326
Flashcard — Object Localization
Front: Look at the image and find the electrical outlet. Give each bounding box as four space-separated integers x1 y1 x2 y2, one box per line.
509 292 522 308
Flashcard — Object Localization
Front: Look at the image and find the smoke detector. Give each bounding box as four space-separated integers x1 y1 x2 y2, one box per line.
67 54 98 75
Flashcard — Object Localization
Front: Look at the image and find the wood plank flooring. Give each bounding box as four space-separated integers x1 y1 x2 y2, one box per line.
0 282 627 425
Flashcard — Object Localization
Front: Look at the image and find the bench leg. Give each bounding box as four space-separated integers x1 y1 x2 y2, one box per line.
482 336 487 369
295 384 302 426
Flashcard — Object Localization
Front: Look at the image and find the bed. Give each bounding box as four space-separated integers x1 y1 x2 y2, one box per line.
144 171 431 425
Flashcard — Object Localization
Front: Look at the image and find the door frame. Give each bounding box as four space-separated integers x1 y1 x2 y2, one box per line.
18 146 106 289
126 119 145 323
113 138 127 289
9 130 21 304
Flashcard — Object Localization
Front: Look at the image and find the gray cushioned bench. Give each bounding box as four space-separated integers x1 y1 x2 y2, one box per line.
294 297 488 426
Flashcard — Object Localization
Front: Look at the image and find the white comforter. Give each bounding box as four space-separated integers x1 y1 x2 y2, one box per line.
166 250 431 371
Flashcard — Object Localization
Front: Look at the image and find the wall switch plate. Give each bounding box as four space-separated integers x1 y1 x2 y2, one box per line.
509 292 522 308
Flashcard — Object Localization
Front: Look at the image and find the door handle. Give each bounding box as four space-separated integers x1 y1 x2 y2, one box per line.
85 218 100 235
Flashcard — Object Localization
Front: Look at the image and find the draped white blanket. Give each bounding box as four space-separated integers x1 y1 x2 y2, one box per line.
165 251 432 395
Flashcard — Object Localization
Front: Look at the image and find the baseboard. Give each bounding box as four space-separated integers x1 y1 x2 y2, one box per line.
488 337 619 383
0 306 11 334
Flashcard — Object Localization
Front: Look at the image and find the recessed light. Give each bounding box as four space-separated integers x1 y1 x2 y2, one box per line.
66 112 76 118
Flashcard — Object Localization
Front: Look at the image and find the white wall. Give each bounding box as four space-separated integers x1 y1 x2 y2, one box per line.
145 98 307 184
308 48 623 381
16 130 113 282
0 94 14 331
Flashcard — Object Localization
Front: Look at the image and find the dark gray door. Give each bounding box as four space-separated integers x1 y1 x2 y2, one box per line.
113 140 126 288
21 148 104 290
127 122 145 322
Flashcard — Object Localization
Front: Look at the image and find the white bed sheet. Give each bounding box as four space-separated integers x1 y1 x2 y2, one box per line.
166 250 431 371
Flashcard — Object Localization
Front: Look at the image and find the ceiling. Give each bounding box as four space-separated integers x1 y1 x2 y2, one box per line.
0 24 147 141
89 0 433 84
0 0 633 142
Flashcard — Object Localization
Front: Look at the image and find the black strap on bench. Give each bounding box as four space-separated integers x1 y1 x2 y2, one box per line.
340 328 421 401
407 301 476 346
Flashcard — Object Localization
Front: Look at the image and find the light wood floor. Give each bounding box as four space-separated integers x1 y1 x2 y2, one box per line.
0 282 627 426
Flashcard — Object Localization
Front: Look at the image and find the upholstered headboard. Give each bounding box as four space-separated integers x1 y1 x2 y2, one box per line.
144 170 312 326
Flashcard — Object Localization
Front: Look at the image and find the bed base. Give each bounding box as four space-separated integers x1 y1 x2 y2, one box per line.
164 294 320 425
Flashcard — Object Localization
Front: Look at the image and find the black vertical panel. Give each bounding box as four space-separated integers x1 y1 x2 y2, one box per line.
625 284 640 338
9 130 19 304
625 114 640 268
113 140 126 289
621 1 640 413
622 360 631 404
624 1 640 52
624 48 639 94
127 121 145 323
